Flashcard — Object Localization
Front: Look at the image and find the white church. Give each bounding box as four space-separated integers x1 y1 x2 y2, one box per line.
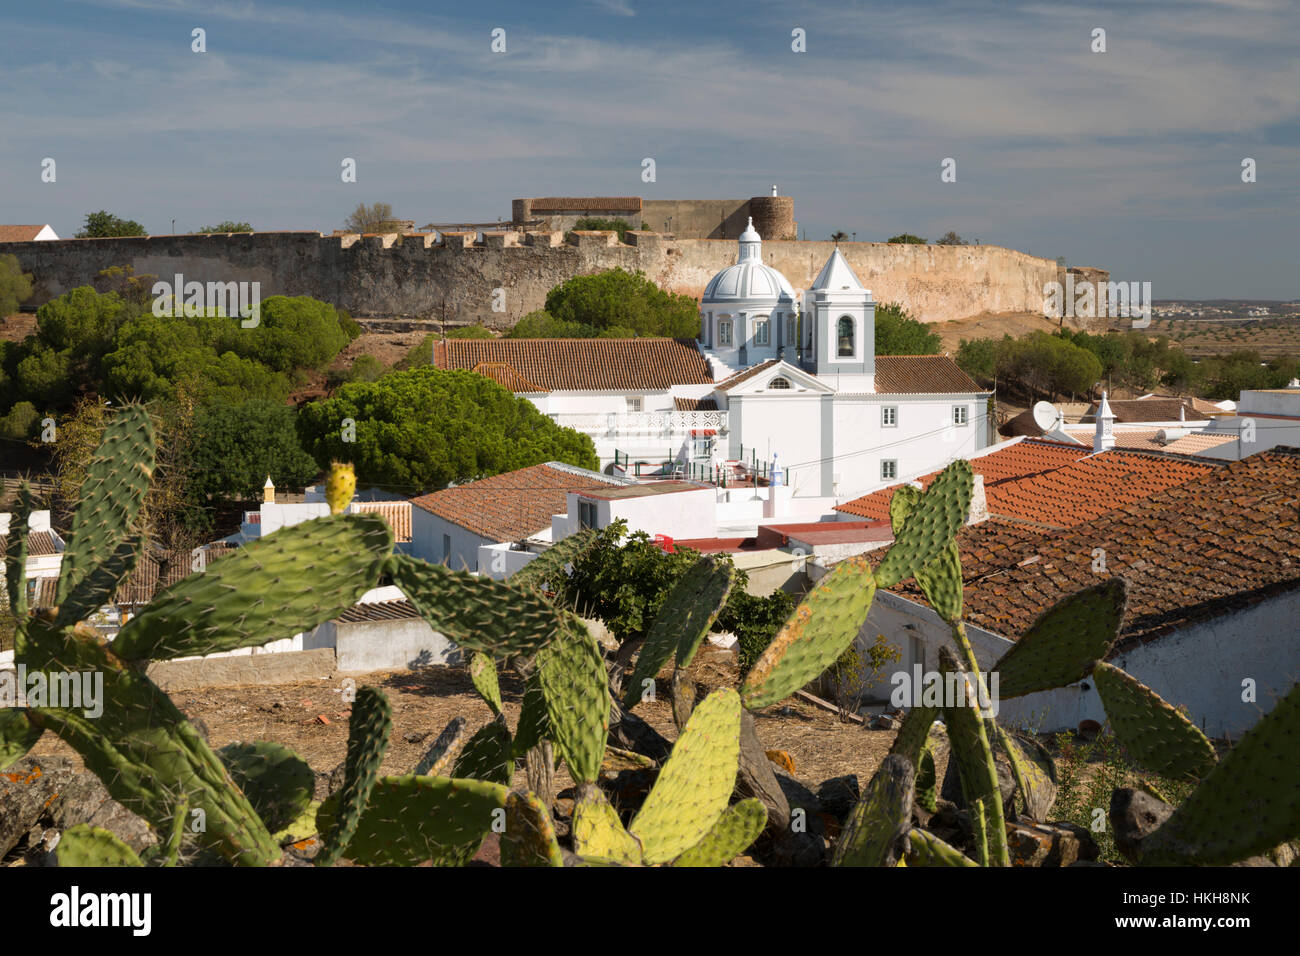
435 219 992 501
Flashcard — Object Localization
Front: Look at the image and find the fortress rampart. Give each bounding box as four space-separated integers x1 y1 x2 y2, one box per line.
0 230 1107 328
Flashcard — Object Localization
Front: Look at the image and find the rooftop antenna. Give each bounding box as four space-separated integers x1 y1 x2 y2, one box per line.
1031 400 1063 434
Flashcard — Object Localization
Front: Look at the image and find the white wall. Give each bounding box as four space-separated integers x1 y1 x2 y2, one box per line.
410 506 496 572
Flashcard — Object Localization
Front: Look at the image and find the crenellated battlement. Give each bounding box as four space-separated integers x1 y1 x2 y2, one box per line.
0 229 1108 329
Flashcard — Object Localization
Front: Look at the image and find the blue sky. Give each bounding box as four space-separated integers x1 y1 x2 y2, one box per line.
1 0 1297 298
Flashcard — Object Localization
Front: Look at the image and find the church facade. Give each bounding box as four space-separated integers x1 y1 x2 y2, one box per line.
435 220 993 500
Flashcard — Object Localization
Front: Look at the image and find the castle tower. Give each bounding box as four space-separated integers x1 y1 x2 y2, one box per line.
807 247 875 391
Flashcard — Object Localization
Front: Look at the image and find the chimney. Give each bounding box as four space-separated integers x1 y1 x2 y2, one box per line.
1094 392 1116 453
1179 404 1186 422
263 475 275 504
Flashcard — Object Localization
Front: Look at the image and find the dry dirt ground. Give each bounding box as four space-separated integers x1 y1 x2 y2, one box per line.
26 650 900 794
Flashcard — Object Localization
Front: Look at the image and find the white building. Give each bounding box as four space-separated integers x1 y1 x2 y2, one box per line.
436 220 992 501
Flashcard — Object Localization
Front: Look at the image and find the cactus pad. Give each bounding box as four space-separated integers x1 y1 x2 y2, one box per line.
415 717 469 776
889 703 938 770
316 774 508 866
991 578 1128 699
112 513 394 661
833 754 915 867
673 798 766 867
0 711 44 771
874 460 973 589
1093 661 1218 781
631 688 742 864
916 744 938 813
889 484 963 621
389 553 563 656
218 741 316 833
317 686 392 866
996 726 1057 821
536 617 610 784
907 828 979 867
468 652 503 717
53 824 145 867
4 480 36 619
939 646 1009 866
451 718 513 787
500 789 564 867
511 670 551 759
572 784 643 864
741 555 877 710
1141 682 1300 865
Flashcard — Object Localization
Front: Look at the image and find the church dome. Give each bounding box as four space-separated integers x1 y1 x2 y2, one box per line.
701 218 796 305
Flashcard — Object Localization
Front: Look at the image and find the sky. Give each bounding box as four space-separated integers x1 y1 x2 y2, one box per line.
1 0 1297 298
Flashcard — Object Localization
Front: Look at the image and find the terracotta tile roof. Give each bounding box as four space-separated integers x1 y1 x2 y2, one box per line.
1060 427 1237 455
409 463 621 542
0 531 62 557
529 197 641 212
1161 433 1238 455
716 360 780 392
1083 398 1203 423
873 355 984 394
943 448 1300 647
434 339 712 392
352 501 412 543
0 225 49 242
674 396 718 411
334 599 423 624
472 362 545 393
836 439 1093 521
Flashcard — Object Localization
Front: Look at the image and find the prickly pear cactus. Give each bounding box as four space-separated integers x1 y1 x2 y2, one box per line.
874 460 973 590
388 553 563 656
325 461 356 515
996 725 1057 821
112 513 394 661
672 798 766 867
991 579 1128 699
317 686 392 866
510 527 596 592
316 775 508 866
741 555 876 710
624 557 734 707
0 711 43 772
511 670 551 759
572 783 643 864
451 718 513 787
536 617 610 784
1093 661 1218 781
468 652 503 717
1139 682 1300 865
4 479 36 619
915 744 938 813
906 828 978 867
500 789 564 867
631 688 742 864
889 484 962 622
52 824 144 867
218 741 316 833
833 754 914 867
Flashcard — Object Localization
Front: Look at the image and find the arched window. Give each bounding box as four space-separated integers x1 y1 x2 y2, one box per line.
768 376 792 390
837 316 855 357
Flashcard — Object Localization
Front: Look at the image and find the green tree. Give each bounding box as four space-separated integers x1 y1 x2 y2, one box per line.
296 366 598 492
886 234 926 244
934 231 965 246
344 202 403 233
189 400 321 504
544 268 699 338
446 324 494 339
874 302 941 355
75 211 147 238
198 221 254 233
0 400 39 440
956 337 998 385
570 217 634 241
0 254 34 316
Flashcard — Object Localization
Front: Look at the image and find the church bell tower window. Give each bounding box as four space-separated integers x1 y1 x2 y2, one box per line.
837 316 855 357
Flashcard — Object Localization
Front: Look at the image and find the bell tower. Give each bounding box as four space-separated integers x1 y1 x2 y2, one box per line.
808 247 874 391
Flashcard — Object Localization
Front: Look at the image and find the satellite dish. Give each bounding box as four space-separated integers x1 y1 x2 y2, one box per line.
1031 401 1061 433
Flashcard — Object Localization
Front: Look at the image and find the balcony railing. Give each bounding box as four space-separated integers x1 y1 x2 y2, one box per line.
548 410 728 440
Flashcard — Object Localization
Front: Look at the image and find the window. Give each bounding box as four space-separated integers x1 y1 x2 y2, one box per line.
768 376 791 390
953 405 969 427
837 316 855 357
578 500 598 529
718 319 733 346
881 460 898 480
881 405 898 427
755 318 770 346
626 396 643 413
442 534 452 562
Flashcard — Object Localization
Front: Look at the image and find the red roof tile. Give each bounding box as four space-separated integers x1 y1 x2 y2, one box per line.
873 355 985 394
409 463 620 542
528 197 642 212
0 225 50 242
434 339 712 392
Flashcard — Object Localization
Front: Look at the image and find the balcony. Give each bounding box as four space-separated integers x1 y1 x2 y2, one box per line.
548 410 728 440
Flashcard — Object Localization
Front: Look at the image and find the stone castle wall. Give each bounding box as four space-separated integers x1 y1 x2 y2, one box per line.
0 230 1106 328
